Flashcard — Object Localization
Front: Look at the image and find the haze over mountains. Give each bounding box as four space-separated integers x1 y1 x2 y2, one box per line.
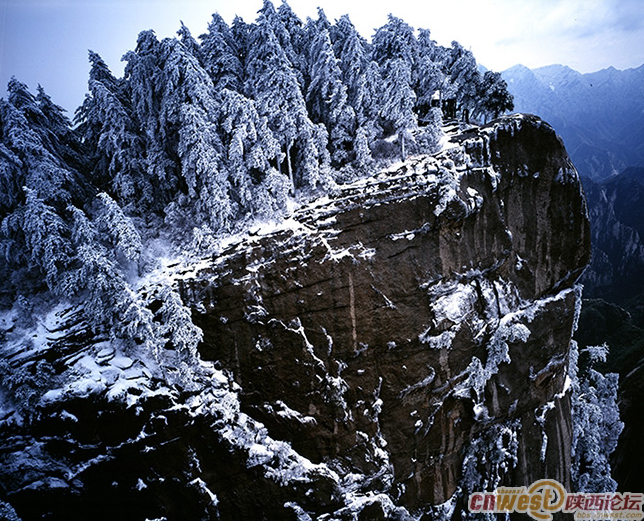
502 62 644 182
507 61 644 494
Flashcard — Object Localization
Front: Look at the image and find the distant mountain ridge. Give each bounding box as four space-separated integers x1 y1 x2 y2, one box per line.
581 166 644 308
502 63 644 181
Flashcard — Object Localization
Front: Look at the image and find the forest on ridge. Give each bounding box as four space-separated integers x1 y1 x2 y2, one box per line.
0 0 513 397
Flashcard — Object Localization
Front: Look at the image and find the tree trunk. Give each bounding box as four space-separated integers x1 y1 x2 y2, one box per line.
286 141 294 190
401 132 406 162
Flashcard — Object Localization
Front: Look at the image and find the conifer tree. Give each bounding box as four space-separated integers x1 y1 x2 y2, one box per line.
162 37 231 229
20 188 72 294
123 30 177 212
76 52 149 211
230 16 250 71
448 41 481 121
414 29 446 121
245 15 326 190
379 59 417 160
177 21 202 61
332 15 368 110
306 29 356 167
68 204 126 318
476 71 514 121
155 284 203 362
258 0 304 83
218 88 286 218
36 85 85 173
277 1 307 77
94 192 143 263
371 14 417 66
200 13 242 91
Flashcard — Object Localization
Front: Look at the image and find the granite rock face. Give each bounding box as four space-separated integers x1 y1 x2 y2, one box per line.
183 114 591 512
0 114 591 520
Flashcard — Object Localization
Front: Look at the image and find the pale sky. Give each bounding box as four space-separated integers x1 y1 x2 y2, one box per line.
1 0 644 114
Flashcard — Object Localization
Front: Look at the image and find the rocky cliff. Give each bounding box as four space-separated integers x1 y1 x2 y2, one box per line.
0 114 591 520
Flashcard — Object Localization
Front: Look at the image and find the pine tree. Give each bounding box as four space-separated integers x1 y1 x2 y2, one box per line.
476 71 514 122
306 29 356 167
162 37 232 229
36 85 85 173
414 29 447 121
332 15 368 111
277 0 307 77
94 192 143 263
155 284 203 362
68 204 126 318
371 14 417 66
245 15 326 190
218 88 285 219
5 79 85 206
200 13 243 91
76 52 150 211
176 21 202 61
0 138 22 216
379 59 417 160
123 30 177 212
355 61 383 127
0 82 91 299
258 0 304 83
115 286 159 358
230 16 250 71
448 41 482 121
21 188 72 293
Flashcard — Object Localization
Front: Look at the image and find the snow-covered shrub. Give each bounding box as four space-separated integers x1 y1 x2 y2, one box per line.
459 420 520 520
570 340 623 492
0 359 57 418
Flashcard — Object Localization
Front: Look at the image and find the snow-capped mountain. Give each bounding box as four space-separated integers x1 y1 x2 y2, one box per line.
502 63 644 182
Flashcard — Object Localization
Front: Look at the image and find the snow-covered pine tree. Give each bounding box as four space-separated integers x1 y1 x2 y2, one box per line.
258 0 306 86
155 284 203 362
475 71 514 122
176 21 202 61
5 79 84 206
230 16 250 71
94 192 143 264
35 85 86 174
21 189 71 294
448 41 482 121
0 83 83 294
161 37 232 231
0 139 22 217
570 342 624 493
299 7 333 87
76 51 150 212
199 13 243 91
123 31 178 214
379 59 417 161
67 204 126 318
0 80 100 303
414 29 447 121
277 1 307 80
306 29 356 168
332 15 368 112
218 88 288 220
244 13 327 191
371 14 418 66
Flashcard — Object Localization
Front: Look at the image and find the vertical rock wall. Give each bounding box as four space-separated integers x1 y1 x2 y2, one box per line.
184 114 591 513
